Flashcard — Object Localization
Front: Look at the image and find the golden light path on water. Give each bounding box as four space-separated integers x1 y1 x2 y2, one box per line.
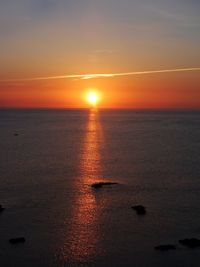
60 108 104 264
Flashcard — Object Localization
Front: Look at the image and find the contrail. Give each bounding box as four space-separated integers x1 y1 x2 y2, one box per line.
1 67 200 82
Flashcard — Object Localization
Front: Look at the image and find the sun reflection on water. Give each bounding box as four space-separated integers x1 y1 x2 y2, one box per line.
60 108 104 264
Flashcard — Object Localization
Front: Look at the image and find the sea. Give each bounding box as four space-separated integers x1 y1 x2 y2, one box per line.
0 108 200 267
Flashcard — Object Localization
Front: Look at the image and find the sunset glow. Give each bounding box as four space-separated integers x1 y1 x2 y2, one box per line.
0 1 200 109
1 1 200 266
86 91 99 107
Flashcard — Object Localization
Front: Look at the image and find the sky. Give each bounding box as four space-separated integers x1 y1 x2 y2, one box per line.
0 0 200 108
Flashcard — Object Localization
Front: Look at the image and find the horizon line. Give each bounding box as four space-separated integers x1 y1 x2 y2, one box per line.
1 67 200 82
1 106 200 111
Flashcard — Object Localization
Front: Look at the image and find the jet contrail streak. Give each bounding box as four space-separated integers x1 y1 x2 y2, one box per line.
1 67 200 82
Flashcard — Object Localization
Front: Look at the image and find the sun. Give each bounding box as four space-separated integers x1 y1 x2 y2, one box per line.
86 91 99 107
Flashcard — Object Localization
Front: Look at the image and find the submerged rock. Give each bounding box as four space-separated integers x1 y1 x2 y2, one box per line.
91 182 118 189
154 244 176 251
0 205 5 212
131 205 146 215
9 237 26 244
179 238 200 248
14 133 19 136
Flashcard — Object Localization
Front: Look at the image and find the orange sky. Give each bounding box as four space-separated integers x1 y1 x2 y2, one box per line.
1 71 200 109
0 0 200 109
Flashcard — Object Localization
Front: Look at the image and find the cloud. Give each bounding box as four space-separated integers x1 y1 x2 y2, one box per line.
1 67 200 82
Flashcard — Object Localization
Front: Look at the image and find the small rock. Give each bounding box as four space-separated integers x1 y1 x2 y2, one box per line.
9 237 26 244
179 238 200 248
91 182 118 189
154 244 176 251
14 133 19 136
0 205 5 212
132 205 146 215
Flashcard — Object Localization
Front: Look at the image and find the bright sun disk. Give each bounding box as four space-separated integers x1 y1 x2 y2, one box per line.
87 91 99 106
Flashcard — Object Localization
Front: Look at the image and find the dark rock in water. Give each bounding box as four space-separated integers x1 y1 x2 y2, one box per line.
9 237 26 244
91 182 118 189
179 238 200 248
0 205 5 212
92 183 103 189
154 244 176 251
132 205 146 215
14 133 19 136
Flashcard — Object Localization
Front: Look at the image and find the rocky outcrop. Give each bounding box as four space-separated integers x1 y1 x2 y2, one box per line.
154 244 176 251
0 205 5 212
179 238 200 248
91 182 118 189
132 205 146 215
9 237 26 244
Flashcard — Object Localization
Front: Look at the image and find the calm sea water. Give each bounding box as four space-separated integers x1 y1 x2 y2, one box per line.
0 109 200 267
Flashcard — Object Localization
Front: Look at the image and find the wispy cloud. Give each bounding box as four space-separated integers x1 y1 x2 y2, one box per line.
1 67 200 82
